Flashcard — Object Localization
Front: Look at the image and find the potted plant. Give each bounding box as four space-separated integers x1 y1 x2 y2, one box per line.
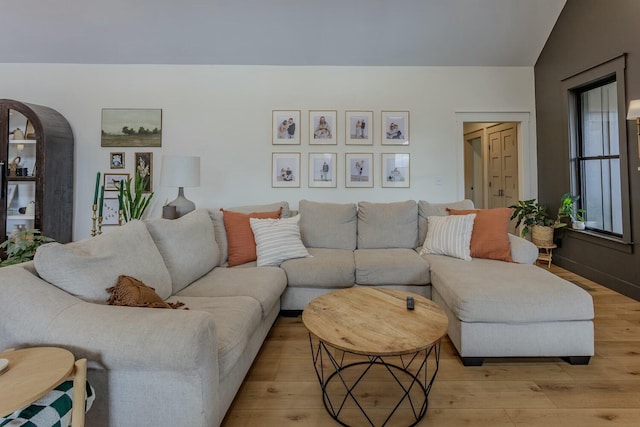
557 193 586 230
510 199 566 246
0 228 54 267
117 169 154 222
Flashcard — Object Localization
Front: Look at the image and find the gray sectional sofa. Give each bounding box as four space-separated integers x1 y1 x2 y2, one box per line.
0 199 594 426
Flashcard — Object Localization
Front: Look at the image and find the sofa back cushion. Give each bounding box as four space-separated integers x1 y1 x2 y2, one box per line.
145 209 219 293
298 200 357 250
418 199 474 245
357 200 418 249
209 201 290 264
34 220 172 304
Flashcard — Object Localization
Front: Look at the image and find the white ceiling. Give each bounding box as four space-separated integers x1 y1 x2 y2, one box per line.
0 0 566 66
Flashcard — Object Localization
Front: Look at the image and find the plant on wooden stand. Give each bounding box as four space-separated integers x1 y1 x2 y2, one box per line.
509 199 566 246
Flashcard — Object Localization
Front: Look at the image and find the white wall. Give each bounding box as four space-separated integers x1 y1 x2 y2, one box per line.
0 64 536 240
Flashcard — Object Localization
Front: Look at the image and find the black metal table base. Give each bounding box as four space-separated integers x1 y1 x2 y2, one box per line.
309 334 441 426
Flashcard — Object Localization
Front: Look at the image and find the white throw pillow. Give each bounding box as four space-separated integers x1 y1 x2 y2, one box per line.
419 214 476 261
250 216 311 267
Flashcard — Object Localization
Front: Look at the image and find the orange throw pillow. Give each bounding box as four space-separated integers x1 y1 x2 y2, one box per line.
448 207 513 262
222 208 282 266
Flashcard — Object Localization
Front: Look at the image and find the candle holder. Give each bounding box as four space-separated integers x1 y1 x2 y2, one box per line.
91 204 98 237
118 210 124 226
97 216 103 235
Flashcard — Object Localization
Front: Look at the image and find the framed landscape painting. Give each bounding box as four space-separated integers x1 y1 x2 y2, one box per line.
345 153 373 188
101 109 162 147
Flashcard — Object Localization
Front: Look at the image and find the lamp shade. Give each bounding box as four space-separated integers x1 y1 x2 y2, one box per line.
626 99 640 120
160 155 201 188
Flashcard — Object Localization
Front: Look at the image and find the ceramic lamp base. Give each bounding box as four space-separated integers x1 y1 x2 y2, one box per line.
167 187 195 218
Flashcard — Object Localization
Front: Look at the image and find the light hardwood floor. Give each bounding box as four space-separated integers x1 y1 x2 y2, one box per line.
222 265 640 426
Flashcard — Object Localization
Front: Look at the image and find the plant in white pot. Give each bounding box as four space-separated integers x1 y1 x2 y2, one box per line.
557 193 587 230
510 199 566 246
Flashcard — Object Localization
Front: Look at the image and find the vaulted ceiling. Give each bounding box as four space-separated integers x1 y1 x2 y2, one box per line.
0 0 565 66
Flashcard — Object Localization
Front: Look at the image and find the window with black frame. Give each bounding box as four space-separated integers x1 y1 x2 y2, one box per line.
571 77 624 236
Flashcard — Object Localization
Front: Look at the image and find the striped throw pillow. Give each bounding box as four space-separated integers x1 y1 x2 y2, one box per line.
420 214 476 261
250 216 311 267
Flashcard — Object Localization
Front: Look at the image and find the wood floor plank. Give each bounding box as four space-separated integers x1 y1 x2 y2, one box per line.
223 266 640 426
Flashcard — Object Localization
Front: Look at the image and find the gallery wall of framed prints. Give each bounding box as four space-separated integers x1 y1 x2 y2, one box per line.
271 109 410 189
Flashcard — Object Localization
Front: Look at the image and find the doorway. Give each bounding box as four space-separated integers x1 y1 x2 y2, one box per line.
463 122 519 210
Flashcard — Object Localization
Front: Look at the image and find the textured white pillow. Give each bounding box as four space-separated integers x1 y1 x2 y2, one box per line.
250 216 311 267
420 214 476 261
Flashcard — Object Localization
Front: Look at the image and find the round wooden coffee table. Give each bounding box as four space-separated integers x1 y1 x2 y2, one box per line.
302 287 448 426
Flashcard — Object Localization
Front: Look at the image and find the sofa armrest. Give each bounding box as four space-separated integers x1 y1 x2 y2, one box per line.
0 265 218 373
508 233 539 264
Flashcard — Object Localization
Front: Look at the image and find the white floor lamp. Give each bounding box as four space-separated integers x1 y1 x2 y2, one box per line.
160 155 201 218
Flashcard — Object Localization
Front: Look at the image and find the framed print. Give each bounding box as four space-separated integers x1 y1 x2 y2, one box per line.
345 111 373 145
308 152 337 188
272 152 301 187
381 111 410 145
101 197 121 226
273 110 301 145
134 152 153 192
101 108 162 147
110 152 125 169
104 173 130 192
345 153 373 188
382 153 410 188
309 110 337 145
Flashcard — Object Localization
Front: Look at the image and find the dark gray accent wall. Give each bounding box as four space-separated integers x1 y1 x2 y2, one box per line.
535 0 640 300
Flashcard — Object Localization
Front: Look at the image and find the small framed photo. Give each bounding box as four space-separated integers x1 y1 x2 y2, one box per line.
110 152 125 169
345 111 373 145
345 153 373 188
134 152 153 193
102 197 121 226
273 110 301 145
308 152 337 188
381 111 410 145
272 152 301 188
309 110 337 145
104 173 130 192
382 153 410 188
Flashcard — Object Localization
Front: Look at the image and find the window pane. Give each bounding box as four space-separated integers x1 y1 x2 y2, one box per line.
581 158 622 235
581 81 618 157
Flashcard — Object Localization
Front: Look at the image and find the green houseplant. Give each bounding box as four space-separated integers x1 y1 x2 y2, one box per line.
0 228 54 267
118 169 154 222
557 193 586 229
510 199 566 246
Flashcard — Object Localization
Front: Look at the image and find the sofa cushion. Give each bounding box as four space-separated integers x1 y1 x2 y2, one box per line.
424 254 594 323
298 200 357 250
168 295 262 378
418 199 474 245
281 248 355 288
145 209 219 293
250 216 310 266
34 220 172 304
209 202 290 264
420 214 476 261
222 208 282 267
106 275 186 309
354 248 430 285
176 266 287 318
508 234 538 264
357 200 418 249
448 208 513 262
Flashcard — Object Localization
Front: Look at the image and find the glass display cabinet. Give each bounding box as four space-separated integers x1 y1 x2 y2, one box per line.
0 99 74 245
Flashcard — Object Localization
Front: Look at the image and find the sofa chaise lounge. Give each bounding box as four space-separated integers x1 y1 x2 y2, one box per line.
0 199 594 426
